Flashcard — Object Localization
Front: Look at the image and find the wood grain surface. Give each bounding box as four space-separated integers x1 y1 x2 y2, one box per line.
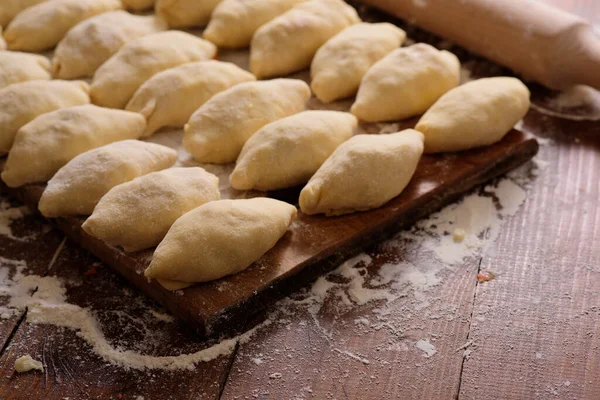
0 0 598 399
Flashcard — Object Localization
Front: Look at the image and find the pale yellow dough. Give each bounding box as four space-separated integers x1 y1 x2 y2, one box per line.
250 0 360 78
39 140 177 217
126 61 255 137
203 0 306 48
122 0 155 11
145 198 297 288
2 105 146 188
14 355 44 373
91 31 217 109
300 129 424 215
3 0 123 52
230 110 357 191
0 80 90 154
0 51 52 89
82 167 220 252
53 11 167 79
0 0 47 27
415 77 531 153
351 43 460 122
156 0 222 28
183 79 311 164
311 22 406 103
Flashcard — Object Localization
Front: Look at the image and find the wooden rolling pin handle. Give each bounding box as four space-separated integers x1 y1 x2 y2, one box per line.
362 0 600 91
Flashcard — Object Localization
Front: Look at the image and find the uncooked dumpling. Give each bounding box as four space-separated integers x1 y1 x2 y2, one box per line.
122 0 155 11
351 43 460 122
230 110 356 191
250 0 360 78
3 0 123 52
300 129 424 215
53 11 167 79
0 51 52 89
156 0 222 28
0 80 90 154
183 79 311 164
0 0 47 27
2 105 146 188
82 167 220 252
126 61 255 137
203 0 305 49
91 31 217 109
415 77 531 153
145 198 297 288
311 22 406 103
38 140 177 217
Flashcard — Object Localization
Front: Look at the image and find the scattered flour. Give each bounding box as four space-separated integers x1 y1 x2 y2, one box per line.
415 339 437 358
0 200 36 241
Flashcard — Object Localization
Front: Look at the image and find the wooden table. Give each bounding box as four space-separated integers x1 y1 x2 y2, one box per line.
0 1 599 399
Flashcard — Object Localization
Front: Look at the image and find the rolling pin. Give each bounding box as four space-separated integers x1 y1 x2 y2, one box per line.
362 0 600 90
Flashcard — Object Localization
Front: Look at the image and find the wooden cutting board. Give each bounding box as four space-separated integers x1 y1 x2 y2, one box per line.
2 129 538 338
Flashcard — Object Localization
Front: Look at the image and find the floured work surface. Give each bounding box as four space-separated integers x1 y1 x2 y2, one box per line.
2 126 538 337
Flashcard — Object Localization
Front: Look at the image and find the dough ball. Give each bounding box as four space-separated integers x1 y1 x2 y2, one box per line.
82 167 220 252
230 110 357 191
300 129 424 215
415 77 531 153
351 43 460 122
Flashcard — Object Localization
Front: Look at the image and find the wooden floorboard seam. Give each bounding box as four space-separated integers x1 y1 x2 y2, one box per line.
0 312 27 359
455 257 483 400
218 342 240 400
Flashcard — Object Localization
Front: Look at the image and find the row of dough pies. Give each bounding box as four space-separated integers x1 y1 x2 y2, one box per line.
0 0 531 290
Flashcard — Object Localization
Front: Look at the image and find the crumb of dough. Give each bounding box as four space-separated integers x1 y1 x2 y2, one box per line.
14 355 44 373
452 228 466 243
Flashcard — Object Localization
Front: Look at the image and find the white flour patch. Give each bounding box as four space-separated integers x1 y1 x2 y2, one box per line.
0 200 37 241
415 339 437 358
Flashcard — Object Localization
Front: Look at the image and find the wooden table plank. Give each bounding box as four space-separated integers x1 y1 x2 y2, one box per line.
0 197 63 351
458 108 600 399
0 238 235 399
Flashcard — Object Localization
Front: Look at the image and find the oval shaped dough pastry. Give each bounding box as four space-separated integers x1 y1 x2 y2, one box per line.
122 0 155 11
0 80 90 154
351 43 461 122
126 61 256 137
3 0 123 52
91 31 217 109
300 129 424 215
53 11 167 79
2 105 146 188
156 0 222 28
82 167 220 252
230 110 357 191
0 51 52 89
203 0 305 49
415 77 531 153
250 0 360 78
145 198 297 289
183 79 311 164
0 0 47 27
311 22 406 103
38 140 177 217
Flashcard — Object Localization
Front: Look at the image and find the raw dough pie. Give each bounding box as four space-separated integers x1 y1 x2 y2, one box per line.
126 61 256 136
90 31 217 109
53 11 167 79
156 0 222 28
2 105 146 187
145 198 297 289
183 79 311 164
0 80 90 154
351 43 460 122
311 22 406 103
230 110 357 191
415 77 531 153
0 51 52 89
122 0 155 11
3 0 123 52
38 140 177 217
82 167 220 252
0 0 47 27
250 0 360 78
300 129 424 215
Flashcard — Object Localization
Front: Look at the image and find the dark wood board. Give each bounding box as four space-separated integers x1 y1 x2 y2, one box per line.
3 130 538 339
